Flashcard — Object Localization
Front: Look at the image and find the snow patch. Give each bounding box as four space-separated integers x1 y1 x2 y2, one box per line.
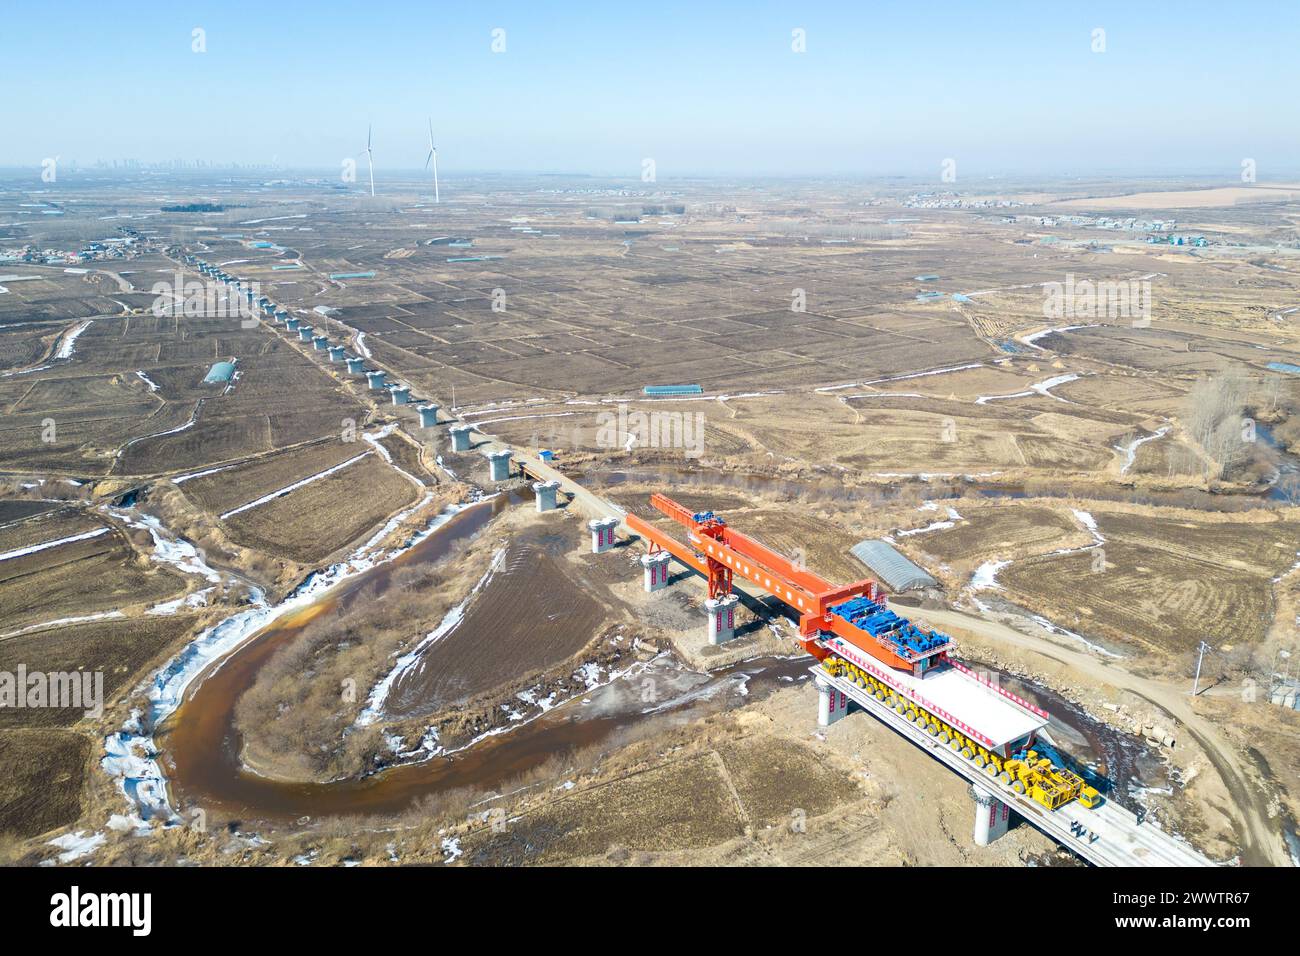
0 526 110 563
218 452 372 519
46 830 105 864
56 320 93 359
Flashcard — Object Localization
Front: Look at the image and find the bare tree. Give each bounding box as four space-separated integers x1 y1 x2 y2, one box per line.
1275 471 1300 504
1184 369 1252 481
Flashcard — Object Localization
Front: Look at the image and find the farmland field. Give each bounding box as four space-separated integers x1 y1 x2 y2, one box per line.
384 525 608 717
219 452 419 563
999 510 1300 653
2 165 1300 872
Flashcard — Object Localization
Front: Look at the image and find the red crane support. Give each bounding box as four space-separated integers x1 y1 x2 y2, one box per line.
625 493 949 673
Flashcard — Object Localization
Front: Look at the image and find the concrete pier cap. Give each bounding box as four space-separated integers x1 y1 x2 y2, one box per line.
298 326 314 342
449 424 474 452
312 335 329 350
346 357 366 375
418 404 440 428
704 593 740 645
641 551 672 592
487 449 512 481
390 385 411 405
285 318 300 331
533 480 561 512
588 516 619 554
328 345 346 362
366 370 387 390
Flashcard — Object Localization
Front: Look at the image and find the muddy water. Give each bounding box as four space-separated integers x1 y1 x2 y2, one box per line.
1257 423 1300 501
162 492 512 819
161 483 812 822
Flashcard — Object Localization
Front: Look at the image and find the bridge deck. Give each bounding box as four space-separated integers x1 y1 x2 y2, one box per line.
815 667 1215 867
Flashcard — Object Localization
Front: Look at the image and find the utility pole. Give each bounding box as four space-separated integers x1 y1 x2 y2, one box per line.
1191 640 1212 696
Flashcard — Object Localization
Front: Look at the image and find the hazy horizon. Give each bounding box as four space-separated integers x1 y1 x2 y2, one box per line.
4 0 1299 180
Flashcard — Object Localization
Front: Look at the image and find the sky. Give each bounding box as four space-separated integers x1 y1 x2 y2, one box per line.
3 0 1298 179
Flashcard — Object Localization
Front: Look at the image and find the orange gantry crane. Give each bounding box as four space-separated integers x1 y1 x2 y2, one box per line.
624 493 951 675
623 494 1106 813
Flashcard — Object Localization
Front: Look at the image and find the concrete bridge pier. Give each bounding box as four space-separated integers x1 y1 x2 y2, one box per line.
641 552 671 592
418 404 440 428
533 480 560 512
298 326 314 342
704 593 739 644
346 357 366 375
367 370 387 390
449 424 474 452
588 517 618 554
487 449 512 481
971 785 1011 846
328 345 346 362
816 677 850 727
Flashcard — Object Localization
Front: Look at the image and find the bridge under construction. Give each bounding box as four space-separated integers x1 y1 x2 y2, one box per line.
508 452 1213 867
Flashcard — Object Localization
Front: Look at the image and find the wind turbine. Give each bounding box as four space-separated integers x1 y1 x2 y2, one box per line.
424 117 440 204
363 124 375 197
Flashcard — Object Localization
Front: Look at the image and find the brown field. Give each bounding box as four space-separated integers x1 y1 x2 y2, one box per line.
461 752 746 864
375 428 435 484
176 437 368 516
386 525 607 717
901 503 1086 575
999 511 1300 654
0 730 91 838
734 509 865 584
219 453 418 563
0 507 104 554
713 737 862 827
0 500 59 525
0 523 186 633
1129 433 1201 477
0 325 63 373
0 614 200 729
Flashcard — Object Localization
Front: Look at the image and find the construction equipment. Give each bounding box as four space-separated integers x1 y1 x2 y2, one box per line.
626 493 1102 812
625 493 950 672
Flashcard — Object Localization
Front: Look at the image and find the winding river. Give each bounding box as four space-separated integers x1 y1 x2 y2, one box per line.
151 489 810 822
123 460 1242 825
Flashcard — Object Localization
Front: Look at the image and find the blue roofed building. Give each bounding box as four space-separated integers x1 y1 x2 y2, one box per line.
203 360 237 384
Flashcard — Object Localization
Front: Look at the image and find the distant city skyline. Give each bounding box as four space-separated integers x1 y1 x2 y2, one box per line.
4 0 1298 179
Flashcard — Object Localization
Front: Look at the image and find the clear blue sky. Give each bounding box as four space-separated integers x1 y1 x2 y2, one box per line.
3 0 1297 177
